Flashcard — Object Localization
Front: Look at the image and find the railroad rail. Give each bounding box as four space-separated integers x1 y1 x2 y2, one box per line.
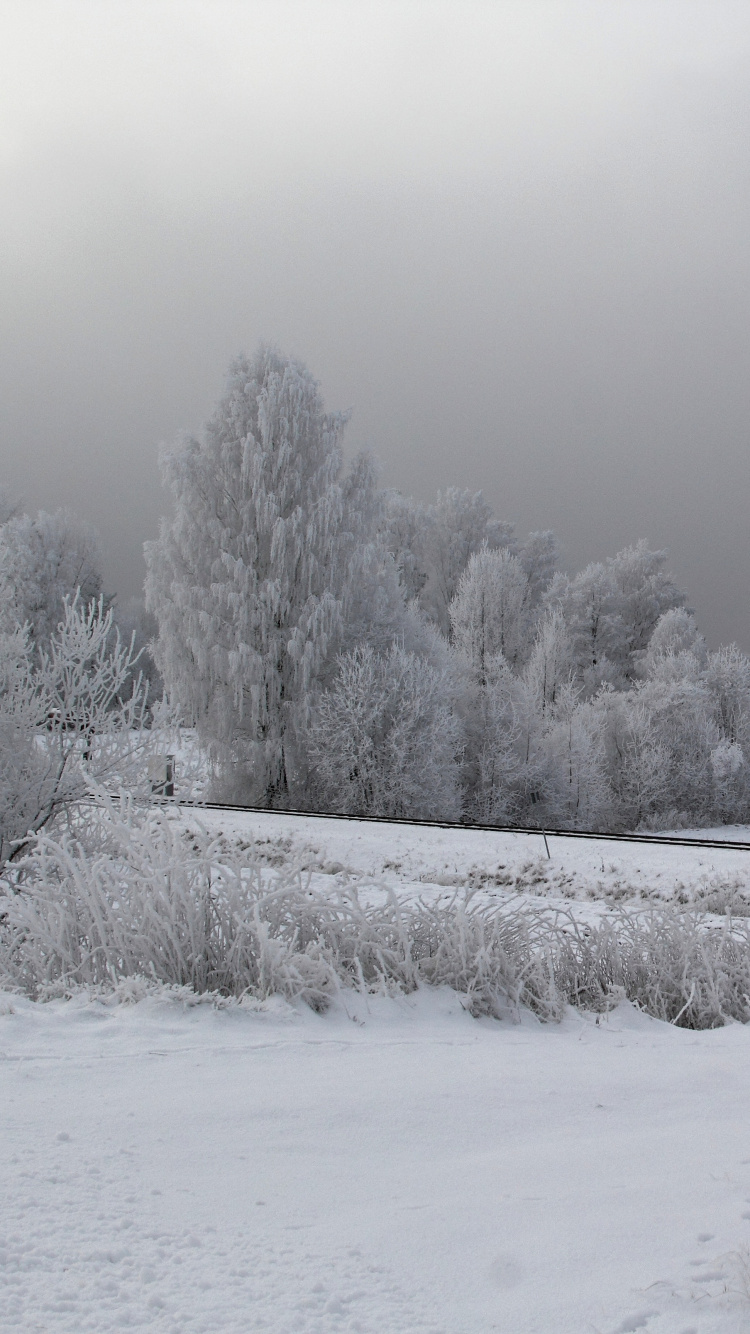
167 799 750 855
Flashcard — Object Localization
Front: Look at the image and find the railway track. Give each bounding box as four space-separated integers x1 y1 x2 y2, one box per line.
165 799 750 855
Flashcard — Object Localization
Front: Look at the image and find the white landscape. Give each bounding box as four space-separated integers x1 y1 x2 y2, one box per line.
3 340 750 1334
3 9 750 1331
4 809 750 1334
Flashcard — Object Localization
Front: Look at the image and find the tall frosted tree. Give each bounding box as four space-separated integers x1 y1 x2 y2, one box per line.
449 546 549 680
145 346 374 805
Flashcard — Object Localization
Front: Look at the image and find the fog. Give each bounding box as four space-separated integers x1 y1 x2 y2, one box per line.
2 1 750 645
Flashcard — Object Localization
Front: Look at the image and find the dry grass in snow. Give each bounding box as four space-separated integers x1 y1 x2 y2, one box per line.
3 794 750 1029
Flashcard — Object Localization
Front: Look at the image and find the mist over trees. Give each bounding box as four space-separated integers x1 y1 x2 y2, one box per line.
0 507 105 651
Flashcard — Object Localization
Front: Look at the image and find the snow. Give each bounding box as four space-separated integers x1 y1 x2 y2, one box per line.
193 807 750 915
3 988 750 1332
5 808 750 1332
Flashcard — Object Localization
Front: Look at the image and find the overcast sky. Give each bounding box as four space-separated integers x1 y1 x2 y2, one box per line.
2 1 750 644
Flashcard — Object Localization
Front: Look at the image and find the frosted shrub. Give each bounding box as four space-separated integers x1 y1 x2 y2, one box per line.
3 797 750 1029
0 796 548 1010
547 909 750 1027
1 795 338 1006
409 898 561 1020
0 598 155 867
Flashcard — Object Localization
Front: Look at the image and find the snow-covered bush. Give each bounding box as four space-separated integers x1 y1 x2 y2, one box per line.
548 908 750 1027
0 599 154 867
1 794 341 1006
3 797 750 1029
0 799 558 1016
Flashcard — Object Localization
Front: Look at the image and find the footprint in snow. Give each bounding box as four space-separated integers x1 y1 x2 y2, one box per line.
609 1312 658 1334
488 1254 524 1289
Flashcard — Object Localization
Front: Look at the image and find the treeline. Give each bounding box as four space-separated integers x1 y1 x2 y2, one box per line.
140 345 750 832
4 346 742 833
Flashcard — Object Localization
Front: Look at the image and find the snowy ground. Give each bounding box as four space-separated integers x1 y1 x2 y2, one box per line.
193 807 750 917
3 988 750 1333
6 809 750 1332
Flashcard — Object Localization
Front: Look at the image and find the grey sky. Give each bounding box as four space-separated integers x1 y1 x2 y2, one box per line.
2 1 750 645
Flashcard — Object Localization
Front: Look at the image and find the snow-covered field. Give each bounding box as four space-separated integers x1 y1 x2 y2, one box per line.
5 809 750 1333
195 807 750 917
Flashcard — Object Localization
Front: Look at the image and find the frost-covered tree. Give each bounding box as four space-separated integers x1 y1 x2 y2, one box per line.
449 548 533 814
517 530 559 611
450 548 529 685
469 662 524 823
703 644 750 749
0 599 151 868
594 690 672 828
467 610 581 826
547 541 684 689
519 609 575 722
500 613 582 826
414 488 515 636
334 535 446 672
306 643 462 819
145 346 381 806
0 509 105 650
381 491 430 604
545 562 622 686
541 702 612 830
644 608 707 678
700 645 750 821
382 490 554 654
709 737 748 823
595 678 716 828
609 540 685 667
